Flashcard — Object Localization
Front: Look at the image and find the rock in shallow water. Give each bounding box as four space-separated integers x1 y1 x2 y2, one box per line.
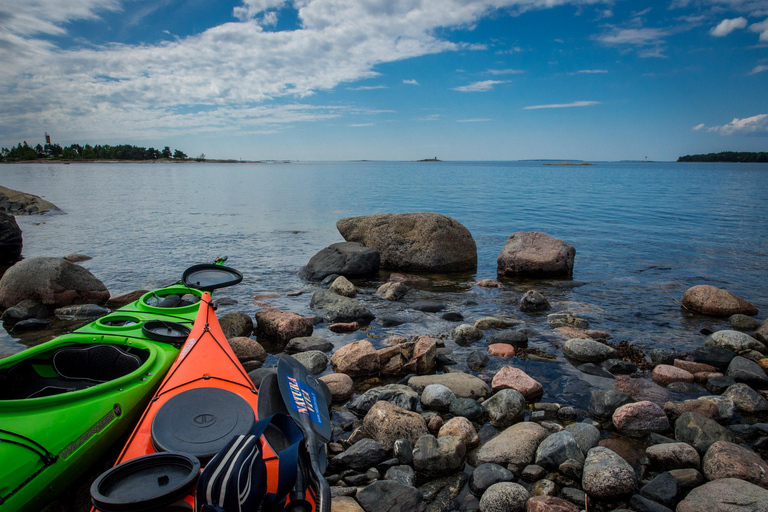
310 289 374 323
563 338 618 363
496 231 575 278
298 241 380 281
347 384 419 416
408 372 490 399
581 447 637 498
646 442 700 471
519 289 550 313
255 307 313 342
682 285 758 317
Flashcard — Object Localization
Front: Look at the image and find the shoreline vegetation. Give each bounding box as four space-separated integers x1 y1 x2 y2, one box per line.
678 151 768 163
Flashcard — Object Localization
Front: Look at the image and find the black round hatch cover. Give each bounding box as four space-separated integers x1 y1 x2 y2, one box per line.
141 321 191 345
89 452 200 512
151 388 255 462
181 264 242 291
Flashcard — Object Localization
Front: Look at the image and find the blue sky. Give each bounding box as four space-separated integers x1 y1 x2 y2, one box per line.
1 0 767 161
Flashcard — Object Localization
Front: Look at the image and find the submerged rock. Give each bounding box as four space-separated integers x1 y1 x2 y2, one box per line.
519 289 550 313
682 285 758 316
310 289 374 323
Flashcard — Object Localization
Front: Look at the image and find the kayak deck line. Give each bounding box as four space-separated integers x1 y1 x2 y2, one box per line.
0 428 58 506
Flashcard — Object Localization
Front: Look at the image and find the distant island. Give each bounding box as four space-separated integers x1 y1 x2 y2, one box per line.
543 162 593 166
417 157 441 162
678 151 768 163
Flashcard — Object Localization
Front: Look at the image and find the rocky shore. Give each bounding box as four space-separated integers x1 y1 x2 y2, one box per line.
1 211 767 512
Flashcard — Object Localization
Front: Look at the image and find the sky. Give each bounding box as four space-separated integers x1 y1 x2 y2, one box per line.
1 0 767 161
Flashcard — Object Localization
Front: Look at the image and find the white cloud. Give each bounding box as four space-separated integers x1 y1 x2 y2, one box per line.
692 123 706 131
700 114 768 135
456 118 491 122
750 18 768 41
349 123 374 127
487 68 525 75
0 0 639 141
403 79 419 85
710 17 748 36
348 85 388 90
749 64 768 74
524 100 600 109
577 69 608 73
453 80 505 92
417 114 441 121
596 27 669 46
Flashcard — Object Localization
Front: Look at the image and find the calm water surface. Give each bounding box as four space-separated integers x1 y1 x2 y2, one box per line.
1 161 767 404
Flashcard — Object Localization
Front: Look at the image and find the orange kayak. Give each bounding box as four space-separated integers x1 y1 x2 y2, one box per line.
92 292 315 511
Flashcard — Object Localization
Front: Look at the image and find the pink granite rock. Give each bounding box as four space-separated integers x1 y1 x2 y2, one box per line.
651 364 694 387
612 400 670 436
674 359 718 374
488 344 516 357
330 339 380 377
682 285 758 316
255 307 313 342
492 366 543 400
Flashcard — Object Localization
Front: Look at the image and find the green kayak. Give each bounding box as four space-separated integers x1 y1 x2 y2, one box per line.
0 265 242 512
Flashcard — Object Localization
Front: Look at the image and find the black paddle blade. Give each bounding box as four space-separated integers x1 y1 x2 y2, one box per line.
276 356 332 443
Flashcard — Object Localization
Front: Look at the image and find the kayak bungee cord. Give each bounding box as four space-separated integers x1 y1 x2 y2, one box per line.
0 429 58 505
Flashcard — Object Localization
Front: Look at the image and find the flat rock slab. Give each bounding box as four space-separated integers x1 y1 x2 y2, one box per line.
408 373 490 399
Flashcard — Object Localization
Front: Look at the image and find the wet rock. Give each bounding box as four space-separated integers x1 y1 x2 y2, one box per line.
412 300 446 313
705 330 764 355
467 350 489 370
519 290 550 313
330 276 357 297
564 423 601 455
441 311 463 322
646 442 700 471
674 412 733 454
385 465 415 486
285 336 332 354
673 359 718 374
474 316 523 330
227 337 267 368
726 356 768 387
563 338 617 363
478 482 529 512
1 299 51 324
581 447 637 498
421 384 456 411
299 241 380 281
319 373 354 402
254 307 312 342
488 344 515 357
730 314 762 331
348 384 419 416
483 389 527 428
706 375 737 394
375 282 408 301
449 397 487 423
682 285 758 317
526 496 579 512
363 401 428 450
577 363 615 379
651 365 694 387
702 440 768 488
330 321 359 333
12 318 51 331
757 320 768 344
497 231 575 278
521 464 546 482
614 375 671 403
0 186 59 215
723 383 768 414
454 324 484 344
331 340 380 377
475 422 548 467
310 290 374 323
491 366 543 400
292 350 328 374
338 212 477 273
53 304 109 320
676 478 768 512
535 431 585 470
649 348 680 367
589 390 633 419
0 257 109 308
106 290 147 309
468 463 513 496
408 372 490 399
547 313 589 330
438 417 479 448
663 399 719 423
412 434 466 477
219 311 253 338
692 346 736 370
476 279 502 288
602 359 638 375
486 330 528 348
0 211 22 263
332 438 389 472
355 480 425 512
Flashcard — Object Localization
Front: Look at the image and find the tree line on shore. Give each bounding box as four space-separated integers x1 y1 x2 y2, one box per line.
678 151 768 163
0 141 195 162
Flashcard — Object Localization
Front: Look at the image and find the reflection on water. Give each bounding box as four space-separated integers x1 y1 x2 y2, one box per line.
1 161 766 400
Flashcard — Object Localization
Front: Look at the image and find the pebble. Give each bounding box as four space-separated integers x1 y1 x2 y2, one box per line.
645 442 701 471
563 338 618 363
421 384 456 411
469 463 514 495
487 343 515 357
651 364 694 387
582 447 637 498
674 411 733 454
702 440 768 488
438 416 479 448
482 388 527 428
612 401 670 437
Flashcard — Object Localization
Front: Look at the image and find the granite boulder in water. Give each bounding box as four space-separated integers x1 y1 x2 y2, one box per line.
336 212 477 272
497 231 575 278
0 185 60 215
682 285 758 316
298 241 380 281
0 257 109 308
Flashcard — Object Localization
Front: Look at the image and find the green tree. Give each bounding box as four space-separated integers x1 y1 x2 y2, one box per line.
162 146 172 158
173 149 187 159
82 144 96 159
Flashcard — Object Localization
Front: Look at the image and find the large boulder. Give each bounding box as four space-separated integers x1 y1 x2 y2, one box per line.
309 289 374 323
298 242 380 281
0 211 22 263
497 232 575 278
336 212 477 273
254 308 312 342
0 257 109 308
682 285 758 316
0 185 60 214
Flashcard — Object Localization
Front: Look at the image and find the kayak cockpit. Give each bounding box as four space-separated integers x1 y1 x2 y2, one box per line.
0 342 150 401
